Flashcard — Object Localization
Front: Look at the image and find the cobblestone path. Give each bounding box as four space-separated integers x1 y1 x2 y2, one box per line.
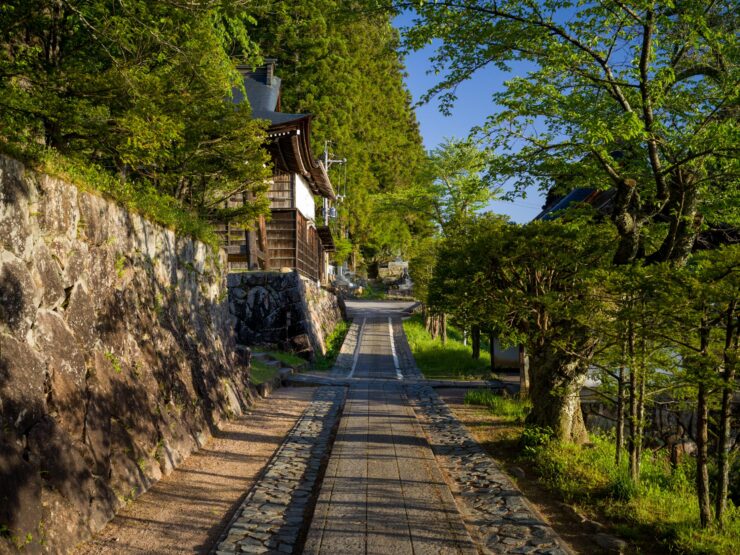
216 301 569 555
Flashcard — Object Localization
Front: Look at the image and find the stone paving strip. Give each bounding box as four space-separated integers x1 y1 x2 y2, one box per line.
213 386 345 555
391 318 423 379
407 384 571 555
304 382 478 555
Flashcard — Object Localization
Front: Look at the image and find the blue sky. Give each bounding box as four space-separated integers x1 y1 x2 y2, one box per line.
392 13 547 223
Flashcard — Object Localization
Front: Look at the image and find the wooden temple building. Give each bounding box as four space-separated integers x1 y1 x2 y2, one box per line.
217 60 336 283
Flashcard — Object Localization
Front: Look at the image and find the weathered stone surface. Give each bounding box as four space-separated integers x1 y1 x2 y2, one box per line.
0 251 37 338
32 310 87 438
228 270 341 358
0 154 251 554
0 333 47 431
0 155 34 260
31 243 66 309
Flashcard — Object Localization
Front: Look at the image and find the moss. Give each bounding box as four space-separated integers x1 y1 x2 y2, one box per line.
0 143 220 250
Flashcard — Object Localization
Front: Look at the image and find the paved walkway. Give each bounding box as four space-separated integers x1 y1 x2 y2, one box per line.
305 382 475 554
216 301 568 555
304 313 476 553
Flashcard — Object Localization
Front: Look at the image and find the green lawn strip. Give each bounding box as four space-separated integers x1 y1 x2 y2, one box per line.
312 320 350 371
249 359 280 385
464 390 531 423
357 281 387 300
466 395 739 555
264 351 306 368
402 314 490 380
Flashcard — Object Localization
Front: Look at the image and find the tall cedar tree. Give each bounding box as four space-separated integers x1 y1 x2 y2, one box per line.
250 1 428 268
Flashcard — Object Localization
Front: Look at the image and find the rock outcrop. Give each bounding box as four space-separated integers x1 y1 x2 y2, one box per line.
228 271 341 358
0 155 251 553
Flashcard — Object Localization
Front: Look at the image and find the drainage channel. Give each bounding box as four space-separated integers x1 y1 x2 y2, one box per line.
212 386 347 555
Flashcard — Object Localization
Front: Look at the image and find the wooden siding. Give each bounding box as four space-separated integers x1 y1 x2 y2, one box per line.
267 209 323 282
215 192 269 271
269 171 293 209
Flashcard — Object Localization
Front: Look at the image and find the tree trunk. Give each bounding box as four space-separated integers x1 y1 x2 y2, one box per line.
628 364 639 481
490 331 496 373
526 349 588 443
615 363 625 465
628 324 640 481
697 380 712 528
519 344 530 399
441 313 447 345
696 317 712 528
471 326 480 359
715 300 738 525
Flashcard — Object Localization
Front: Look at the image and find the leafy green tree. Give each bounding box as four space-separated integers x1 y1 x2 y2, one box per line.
394 0 739 265
0 0 271 226
387 137 498 233
431 212 617 442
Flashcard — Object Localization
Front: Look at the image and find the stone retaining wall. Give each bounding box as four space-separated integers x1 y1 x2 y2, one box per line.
0 155 250 553
228 271 341 358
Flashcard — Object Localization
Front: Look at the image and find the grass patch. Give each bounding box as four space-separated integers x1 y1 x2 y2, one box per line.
264 351 306 368
249 359 279 385
521 431 740 554
357 281 386 300
464 390 531 423
312 320 350 371
402 314 491 379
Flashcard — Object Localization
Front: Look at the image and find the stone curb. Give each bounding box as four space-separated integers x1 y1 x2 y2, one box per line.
329 319 361 377
213 386 346 555
406 384 572 555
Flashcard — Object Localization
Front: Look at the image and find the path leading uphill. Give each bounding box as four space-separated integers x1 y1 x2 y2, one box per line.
216 301 570 555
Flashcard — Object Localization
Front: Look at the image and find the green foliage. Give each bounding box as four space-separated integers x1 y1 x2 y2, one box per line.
400 0 739 264
312 320 350 371
357 282 387 300
521 433 740 554
403 314 490 379
464 390 531 423
262 351 306 369
0 0 271 232
249 359 279 386
385 137 499 233
104 351 123 374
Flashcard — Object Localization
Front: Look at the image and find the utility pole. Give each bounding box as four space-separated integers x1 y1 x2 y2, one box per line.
322 141 346 226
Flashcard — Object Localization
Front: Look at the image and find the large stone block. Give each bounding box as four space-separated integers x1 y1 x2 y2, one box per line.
0 333 47 432
0 251 38 339
32 310 87 439
37 174 79 240
0 155 35 260
31 243 66 309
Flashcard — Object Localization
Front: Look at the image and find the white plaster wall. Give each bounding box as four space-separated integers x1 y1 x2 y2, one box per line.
295 174 315 221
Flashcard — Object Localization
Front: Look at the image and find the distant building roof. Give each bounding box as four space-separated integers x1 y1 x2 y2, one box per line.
534 188 614 220
233 60 335 200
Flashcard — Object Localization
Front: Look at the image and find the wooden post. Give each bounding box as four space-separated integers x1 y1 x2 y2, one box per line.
490 331 496 373
471 326 480 359
519 344 530 399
